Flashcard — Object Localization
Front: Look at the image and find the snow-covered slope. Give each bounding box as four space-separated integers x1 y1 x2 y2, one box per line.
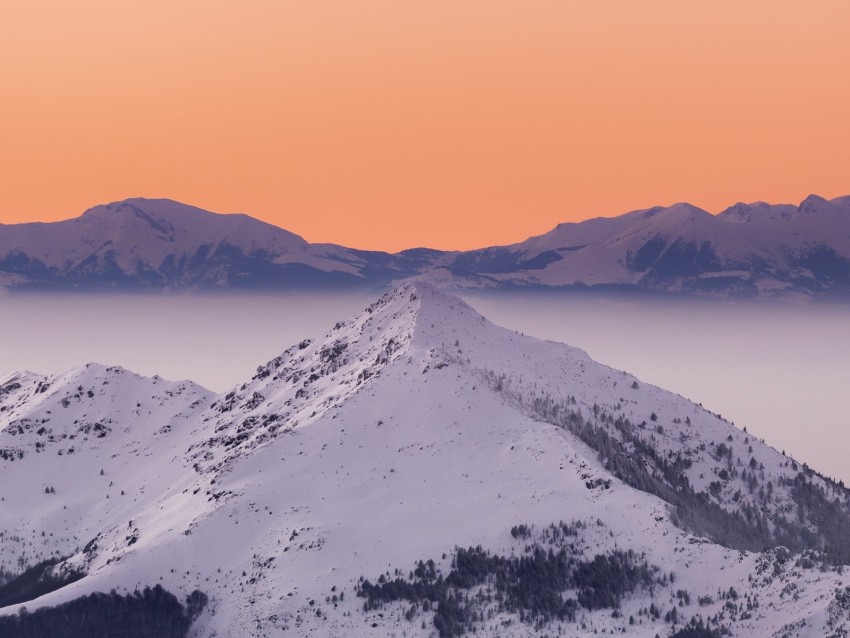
2 283 850 637
0 364 213 577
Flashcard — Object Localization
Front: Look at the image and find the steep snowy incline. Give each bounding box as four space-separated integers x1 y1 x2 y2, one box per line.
185 284 423 476
2 283 850 637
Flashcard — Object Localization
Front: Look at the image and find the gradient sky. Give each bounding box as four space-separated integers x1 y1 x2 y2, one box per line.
1 1 848 251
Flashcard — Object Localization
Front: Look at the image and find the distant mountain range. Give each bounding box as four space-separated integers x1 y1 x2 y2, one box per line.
3 282 850 636
2 194 849 298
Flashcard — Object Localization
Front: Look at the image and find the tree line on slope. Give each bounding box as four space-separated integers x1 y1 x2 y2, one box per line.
0 557 84 608
491 373 850 565
0 585 207 638
356 529 666 638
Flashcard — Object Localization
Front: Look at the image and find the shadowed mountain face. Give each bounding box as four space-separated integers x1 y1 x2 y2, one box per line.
1 195 850 298
2 282 850 637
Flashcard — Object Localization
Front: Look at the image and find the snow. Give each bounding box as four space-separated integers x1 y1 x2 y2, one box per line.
0 282 848 637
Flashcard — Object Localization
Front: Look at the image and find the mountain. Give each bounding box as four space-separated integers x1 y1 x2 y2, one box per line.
447 194 850 298
2 282 850 637
0 198 425 290
2 194 850 298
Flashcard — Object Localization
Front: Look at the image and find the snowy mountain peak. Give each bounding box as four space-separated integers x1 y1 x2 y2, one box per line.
79 197 307 247
717 201 756 223
717 200 799 223
798 193 833 214
394 280 485 332
83 197 254 225
4 284 850 636
186 284 435 472
717 202 799 223
81 199 178 229
0 197 393 291
640 201 711 222
0 362 211 438
186 281 544 476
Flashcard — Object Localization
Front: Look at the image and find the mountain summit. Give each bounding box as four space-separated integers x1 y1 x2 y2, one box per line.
2 282 850 636
2 195 850 298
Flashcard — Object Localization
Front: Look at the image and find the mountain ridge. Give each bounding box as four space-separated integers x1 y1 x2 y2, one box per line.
2 282 850 636
2 194 850 298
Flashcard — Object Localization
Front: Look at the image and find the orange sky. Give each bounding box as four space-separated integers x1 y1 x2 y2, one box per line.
1 1 848 251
